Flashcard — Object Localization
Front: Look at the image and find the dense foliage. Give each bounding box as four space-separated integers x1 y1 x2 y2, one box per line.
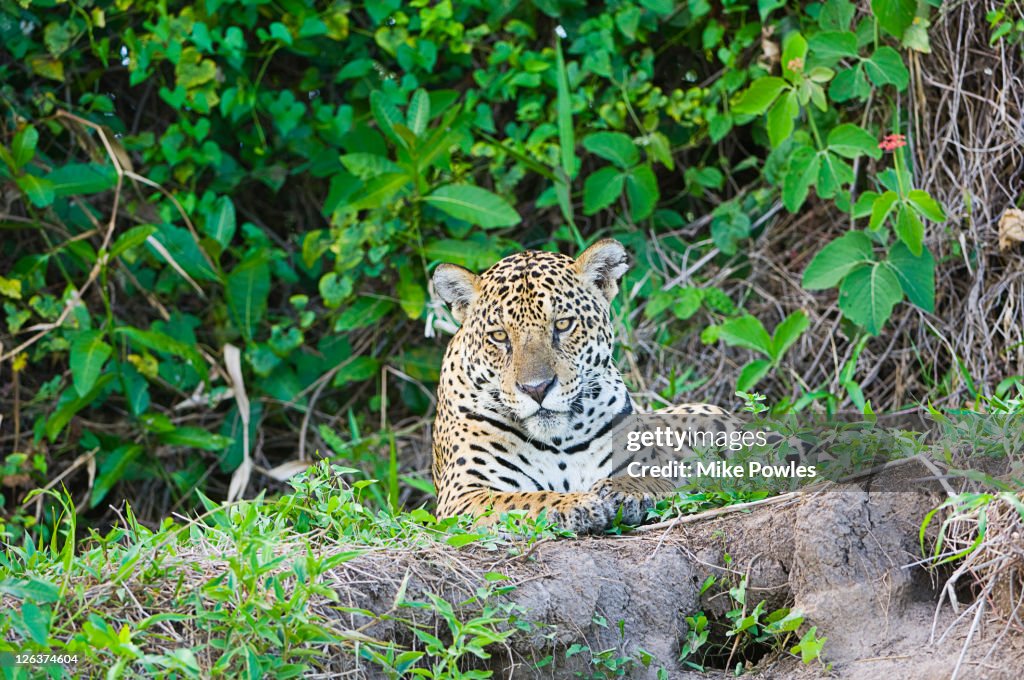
1 0 1014 540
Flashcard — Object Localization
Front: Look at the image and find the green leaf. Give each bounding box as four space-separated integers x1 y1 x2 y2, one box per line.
869 191 900 231
340 153 405 180
70 329 113 397
802 231 874 289
555 39 577 180
423 185 521 228
710 202 752 256
817 152 854 199
624 165 659 221
111 225 157 259
771 310 809 361
640 0 673 14
334 297 396 332
583 166 625 215
829 66 872 102
114 327 207 383
47 163 117 196
149 224 220 283
583 132 639 169
871 0 916 39
46 375 114 441
902 22 932 53
887 242 935 312
226 254 270 341
12 125 39 170
16 174 55 207
895 204 925 256
864 47 909 89
370 90 406 147
839 262 903 334
21 601 50 645
424 239 504 270
0 577 60 604
397 267 427 319
0 275 22 299
737 359 772 392
807 31 859 62
446 533 485 547
204 196 236 250
819 0 856 30
671 288 703 320
782 146 820 212
907 189 946 222
350 172 411 211
407 88 430 136
332 356 380 386
827 124 882 159
90 444 143 508
767 91 799 148
718 315 773 356
781 32 808 80
733 77 788 115
158 427 231 451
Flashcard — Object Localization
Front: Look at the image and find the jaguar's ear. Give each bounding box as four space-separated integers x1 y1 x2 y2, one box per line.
432 263 480 324
575 239 629 302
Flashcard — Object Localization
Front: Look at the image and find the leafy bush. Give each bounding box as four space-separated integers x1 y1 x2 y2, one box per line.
0 0 964 531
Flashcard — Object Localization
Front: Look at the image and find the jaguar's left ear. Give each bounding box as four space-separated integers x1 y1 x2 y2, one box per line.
575 239 629 302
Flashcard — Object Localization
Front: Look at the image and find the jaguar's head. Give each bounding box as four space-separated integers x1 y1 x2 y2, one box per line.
432 239 629 439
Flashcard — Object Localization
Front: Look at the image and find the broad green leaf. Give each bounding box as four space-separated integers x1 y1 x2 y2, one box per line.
407 88 430 136
902 22 932 53
0 275 22 299
718 315 773 356
16 174 55 207
647 131 675 170
871 0 915 39
869 190 900 231
624 164 659 221
583 132 638 169
767 91 799 148
370 90 406 147
807 31 859 63
424 185 521 228
46 374 114 441
771 310 809 361
332 356 380 386
781 32 808 80
111 225 157 259
782 145 820 212
204 196 236 250
838 262 903 334
335 297 396 332
640 0 673 14
149 224 220 283
733 77 788 115
671 288 703 320
583 166 625 215
350 172 411 210
738 359 772 391
424 239 504 270
829 66 871 102
0 577 60 604
895 204 925 256
907 189 946 222
802 231 874 289
827 124 882 159
90 444 143 508
340 153 405 180
21 601 50 645
12 125 39 170
114 327 207 383
710 202 752 256
817 152 854 198
226 254 270 341
864 47 909 89
47 163 117 196
158 427 231 451
887 242 935 312
819 0 856 30
397 267 427 319
70 329 112 397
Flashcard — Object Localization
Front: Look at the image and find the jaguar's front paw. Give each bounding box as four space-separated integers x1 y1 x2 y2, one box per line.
589 478 659 526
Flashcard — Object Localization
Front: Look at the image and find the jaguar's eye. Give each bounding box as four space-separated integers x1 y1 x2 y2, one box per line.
554 317 575 333
489 329 509 344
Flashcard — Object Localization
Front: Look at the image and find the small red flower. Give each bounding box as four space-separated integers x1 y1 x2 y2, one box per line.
878 134 907 151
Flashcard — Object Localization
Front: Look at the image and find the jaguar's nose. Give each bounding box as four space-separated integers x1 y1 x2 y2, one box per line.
517 377 556 405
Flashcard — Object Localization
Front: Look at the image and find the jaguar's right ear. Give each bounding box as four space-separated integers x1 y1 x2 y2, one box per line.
432 263 480 324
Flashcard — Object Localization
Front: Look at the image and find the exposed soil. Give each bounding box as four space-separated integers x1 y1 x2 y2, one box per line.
318 465 1024 678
